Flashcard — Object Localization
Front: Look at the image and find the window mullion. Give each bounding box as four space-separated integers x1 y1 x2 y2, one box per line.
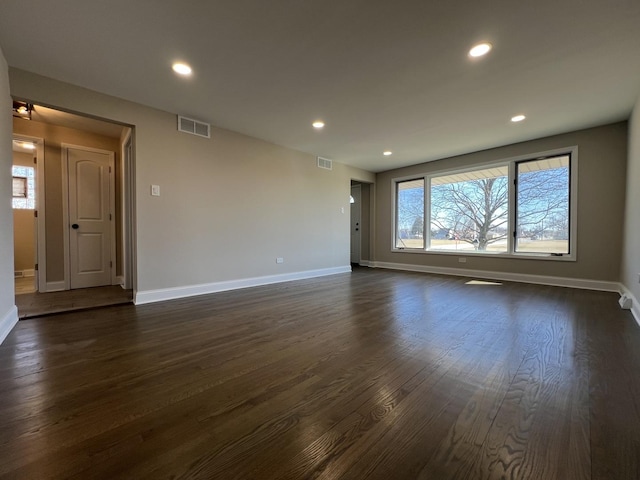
508 162 516 254
424 176 429 251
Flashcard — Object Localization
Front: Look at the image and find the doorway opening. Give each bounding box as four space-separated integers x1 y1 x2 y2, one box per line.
11 134 42 295
11 102 136 318
350 180 373 267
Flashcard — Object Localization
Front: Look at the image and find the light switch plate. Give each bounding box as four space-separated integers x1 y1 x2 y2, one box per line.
151 185 160 196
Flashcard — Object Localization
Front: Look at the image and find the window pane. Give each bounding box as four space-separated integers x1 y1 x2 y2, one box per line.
12 177 27 197
396 179 424 249
516 155 570 254
429 166 509 252
12 166 35 210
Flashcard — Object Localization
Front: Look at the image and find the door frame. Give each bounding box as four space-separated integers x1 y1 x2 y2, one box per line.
62 144 116 290
350 184 362 264
12 134 45 292
121 130 135 290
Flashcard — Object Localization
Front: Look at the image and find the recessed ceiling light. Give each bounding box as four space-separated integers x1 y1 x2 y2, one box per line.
312 121 325 129
383 150 393 156
172 62 192 76
511 114 526 122
469 43 492 58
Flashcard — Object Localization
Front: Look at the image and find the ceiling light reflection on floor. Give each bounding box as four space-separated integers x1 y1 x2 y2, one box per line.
465 280 502 285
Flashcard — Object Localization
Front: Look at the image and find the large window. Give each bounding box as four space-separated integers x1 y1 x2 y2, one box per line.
393 148 576 259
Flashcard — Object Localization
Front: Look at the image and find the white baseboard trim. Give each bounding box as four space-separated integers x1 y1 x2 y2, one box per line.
370 261 620 292
45 281 65 292
359 260 372 267
0 306 19 345
115 276 124 287
619 284 640 327
134 266 352 305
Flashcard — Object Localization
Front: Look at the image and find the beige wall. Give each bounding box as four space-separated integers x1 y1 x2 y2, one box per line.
8 69 375 297
12 118 121 283
12 151 35 272
375 122 628 282
358 183 372 262
621 96 640 306
0 45 16 340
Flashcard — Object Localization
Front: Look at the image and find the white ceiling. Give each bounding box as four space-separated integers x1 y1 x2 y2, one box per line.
1 0 639 172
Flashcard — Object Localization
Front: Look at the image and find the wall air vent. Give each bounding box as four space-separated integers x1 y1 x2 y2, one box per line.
177 115 211 138
317 156 332 170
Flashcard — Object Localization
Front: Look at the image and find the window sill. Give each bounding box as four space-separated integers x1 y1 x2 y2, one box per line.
391 248 576 262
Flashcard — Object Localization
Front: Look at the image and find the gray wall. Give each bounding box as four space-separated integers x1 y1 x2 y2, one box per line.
375 122 628 282
0 45 16 342
360 183 371 261
8 69 375 300
622 96 640 308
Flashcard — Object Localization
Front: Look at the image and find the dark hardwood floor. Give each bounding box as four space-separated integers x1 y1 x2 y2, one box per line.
1 268 639 479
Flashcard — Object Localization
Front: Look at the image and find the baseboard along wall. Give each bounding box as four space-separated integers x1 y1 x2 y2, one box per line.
134 266 352 305
0 306 19 345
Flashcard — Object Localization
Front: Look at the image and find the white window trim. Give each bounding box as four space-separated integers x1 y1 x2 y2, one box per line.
392 146 578 262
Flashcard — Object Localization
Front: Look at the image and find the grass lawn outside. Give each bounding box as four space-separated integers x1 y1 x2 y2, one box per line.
396 238 568 253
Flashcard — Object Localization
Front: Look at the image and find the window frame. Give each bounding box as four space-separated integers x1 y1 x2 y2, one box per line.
395 177 425 250
391 146 578 261
12 176 27 198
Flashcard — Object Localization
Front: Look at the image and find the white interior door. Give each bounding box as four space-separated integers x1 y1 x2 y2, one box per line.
33 208 38 292
350 184 361 264
67 147 114 289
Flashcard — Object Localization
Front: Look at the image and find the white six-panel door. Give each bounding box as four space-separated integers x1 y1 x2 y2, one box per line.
67 147 114 289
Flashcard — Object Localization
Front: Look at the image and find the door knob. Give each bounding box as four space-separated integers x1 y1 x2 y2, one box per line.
71 224 79 229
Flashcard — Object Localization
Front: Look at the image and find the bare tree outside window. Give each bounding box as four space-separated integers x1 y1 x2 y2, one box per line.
429 157 569 253
430 168 509 252
393 153 573 256
516 156 570 254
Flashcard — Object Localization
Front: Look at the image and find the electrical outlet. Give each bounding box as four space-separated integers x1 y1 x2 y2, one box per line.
276 257 284 264
458 257 467 263
151 185 160 196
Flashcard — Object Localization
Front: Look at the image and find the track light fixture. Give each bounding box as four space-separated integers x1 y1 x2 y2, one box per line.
12 101 33 120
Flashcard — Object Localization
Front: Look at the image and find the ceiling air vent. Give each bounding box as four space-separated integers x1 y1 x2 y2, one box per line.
177 115 211 138
317 156 332 170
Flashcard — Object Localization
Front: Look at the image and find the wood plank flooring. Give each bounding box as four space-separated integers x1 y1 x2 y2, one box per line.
14 277 36 295
15 285 133 319
0 268 639 479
